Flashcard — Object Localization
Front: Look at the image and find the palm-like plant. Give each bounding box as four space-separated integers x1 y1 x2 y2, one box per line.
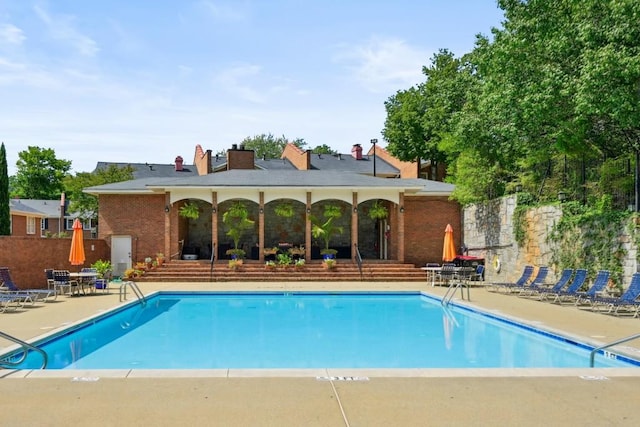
311 204 343 255
222 201 255 258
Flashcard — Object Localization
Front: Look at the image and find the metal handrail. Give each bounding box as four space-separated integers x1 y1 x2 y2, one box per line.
442 281 463 307
119 280 147 305
0 330 47 369
354 243 363 281
129 281 146 305
589 332 640 367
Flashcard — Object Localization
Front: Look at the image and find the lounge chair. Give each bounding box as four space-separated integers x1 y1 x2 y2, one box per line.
435 264 457 286
521 268 573 299
540 269 588 304
487 265 534 292
574 270 610 307
590 273 640 317
0 267 54 303
513 266 550 296
0 294 23 312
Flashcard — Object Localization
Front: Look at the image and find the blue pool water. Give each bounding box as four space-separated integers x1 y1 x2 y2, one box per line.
9 292 639 369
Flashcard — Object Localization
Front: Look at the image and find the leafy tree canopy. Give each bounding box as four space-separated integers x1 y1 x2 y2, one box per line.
0 143 10 235
240 134 307 158
12 146 71 199
64 164 135 222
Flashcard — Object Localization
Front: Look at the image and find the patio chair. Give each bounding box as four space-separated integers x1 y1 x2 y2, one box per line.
574 270 610 307
540 269 588 304
469 264 485 282
79 267 98 293
487 265 534 293
590 273 640 317
44 269 55 290
0 267 55 302
0 294 23 313
435 263 457 286
52 270 80 296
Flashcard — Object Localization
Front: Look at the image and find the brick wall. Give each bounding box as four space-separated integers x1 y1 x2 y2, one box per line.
403 197 461 266
366 146 420 178
0 236 109 288
98 194 166 263
194 144 212 175
227 148 255 170
281 143 310 170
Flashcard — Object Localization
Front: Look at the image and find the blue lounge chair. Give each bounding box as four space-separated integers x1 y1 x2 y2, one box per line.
540 269 588 304
574 270 610 307
0 267 43 304
521 268 573 299
591 273 640 317
0 294 23 312
487 265 534 292
515 266 550 296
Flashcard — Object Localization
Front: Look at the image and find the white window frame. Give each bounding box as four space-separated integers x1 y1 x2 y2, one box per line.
26 216 36 235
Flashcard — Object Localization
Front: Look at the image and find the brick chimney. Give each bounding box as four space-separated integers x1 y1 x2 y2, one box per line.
227 144 255 170
175 156 184 171
351 144 363 160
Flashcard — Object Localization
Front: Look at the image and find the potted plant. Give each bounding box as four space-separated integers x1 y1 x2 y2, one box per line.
90 259 112 279
225 248 246 260
274 201 295 218
222 201 255 259
294 258 306 270
368 200 388 220
276 253 293 268
263 247 278 256
179 201 200 219
156 253 165 266
311 204 343 260
265 260 276 270
228 259 242 270
322 258 336 270
144 256 153 269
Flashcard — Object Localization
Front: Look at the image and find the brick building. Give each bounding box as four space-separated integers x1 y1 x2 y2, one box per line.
86 143 460 277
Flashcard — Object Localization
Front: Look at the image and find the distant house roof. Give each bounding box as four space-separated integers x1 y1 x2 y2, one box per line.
10 199 62 218
93 162 199 179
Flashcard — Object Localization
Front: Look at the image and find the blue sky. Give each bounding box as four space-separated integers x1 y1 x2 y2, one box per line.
0 1 504 175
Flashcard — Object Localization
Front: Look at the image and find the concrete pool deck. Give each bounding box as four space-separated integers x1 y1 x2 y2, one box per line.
1 281 639 426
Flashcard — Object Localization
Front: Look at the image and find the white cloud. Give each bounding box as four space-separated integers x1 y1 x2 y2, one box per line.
213 64 267 104
334 36 430 93
197 0 248 23
0 24 26 46
32 4 99 57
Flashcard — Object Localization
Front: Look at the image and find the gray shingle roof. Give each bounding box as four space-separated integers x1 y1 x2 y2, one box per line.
93 162 198 179
84 170 454 195
10 199 62 217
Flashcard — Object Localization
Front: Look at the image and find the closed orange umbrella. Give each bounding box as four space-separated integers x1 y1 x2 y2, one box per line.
69 218 86 266
442 223 457 262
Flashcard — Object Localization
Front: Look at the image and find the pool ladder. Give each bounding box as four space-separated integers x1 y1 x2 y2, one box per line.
119 280 147 305
441 280 470 307
0 330 47 369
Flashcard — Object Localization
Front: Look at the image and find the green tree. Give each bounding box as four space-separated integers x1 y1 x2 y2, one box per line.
0 143 10 235
12 146 71 199
311 144 338 155
64 164 135 222
240 134 306 158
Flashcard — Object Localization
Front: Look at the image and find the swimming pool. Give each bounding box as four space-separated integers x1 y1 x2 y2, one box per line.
6 292 639 369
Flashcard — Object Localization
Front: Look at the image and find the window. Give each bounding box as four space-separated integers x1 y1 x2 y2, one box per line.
41 218 49 230
26 217 36 235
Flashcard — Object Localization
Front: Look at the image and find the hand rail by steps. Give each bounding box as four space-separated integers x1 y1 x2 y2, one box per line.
442 280 470 307
0 330 47 369
354 243 363 281
119 280 147 305
589 332 640 367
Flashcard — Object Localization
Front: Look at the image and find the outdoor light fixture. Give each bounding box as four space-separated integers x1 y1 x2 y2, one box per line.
371 138 378 177
212 206 217 213
164 205 170 213
400 206 405 213
306 208 311 214
353 207 358 213
558 191 567 203
259 207 264 214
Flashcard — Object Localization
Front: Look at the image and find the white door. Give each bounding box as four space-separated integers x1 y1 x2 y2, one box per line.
111 235 132 278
